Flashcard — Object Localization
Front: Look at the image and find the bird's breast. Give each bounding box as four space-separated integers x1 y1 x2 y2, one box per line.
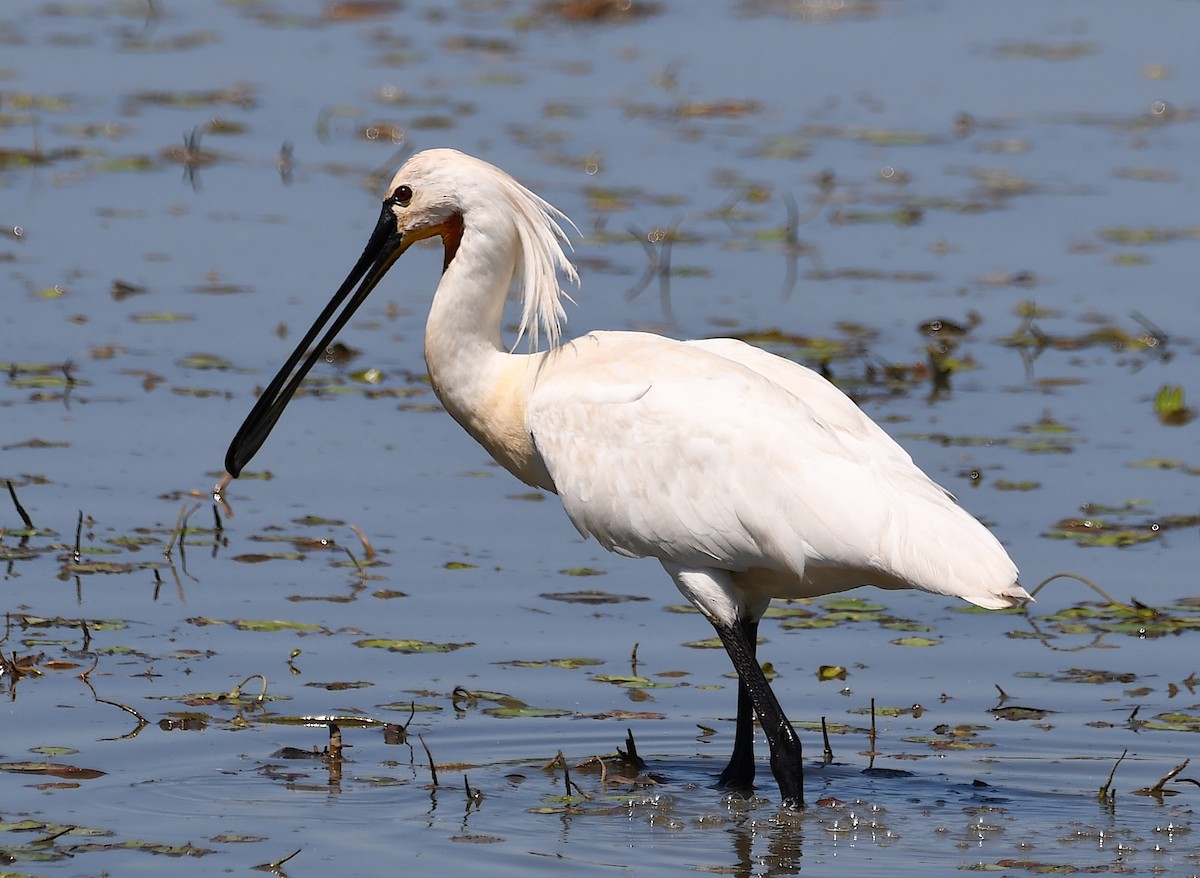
431 358 555 493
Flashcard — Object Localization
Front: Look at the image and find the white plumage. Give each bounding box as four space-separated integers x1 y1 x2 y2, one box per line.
225 148 1028 808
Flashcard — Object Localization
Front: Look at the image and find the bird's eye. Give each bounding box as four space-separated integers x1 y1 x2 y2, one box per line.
393 184 413 206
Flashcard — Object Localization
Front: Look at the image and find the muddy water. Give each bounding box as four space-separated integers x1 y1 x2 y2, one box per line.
3 1 1200 875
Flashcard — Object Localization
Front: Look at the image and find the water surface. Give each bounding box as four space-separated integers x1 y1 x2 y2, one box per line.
3 1 1200 875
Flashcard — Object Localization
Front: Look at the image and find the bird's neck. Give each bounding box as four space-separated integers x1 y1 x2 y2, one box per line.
424 216 514 396
423 219 553 491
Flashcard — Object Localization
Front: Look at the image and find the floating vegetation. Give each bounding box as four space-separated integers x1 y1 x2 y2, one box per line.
1154 384 1195 425
532 0 663 23
1043 505 1200 548
999 313 1166 355
994 40 1098 61
803 123 934 146
1020 597 1200 640
910 431 1077 455
734 327 861 365
1129 457 1200 476
1099 224 1200 245
124 84 255 111
354 638 474 653
0 144 86 168
496 657 604 670
540 589 649 604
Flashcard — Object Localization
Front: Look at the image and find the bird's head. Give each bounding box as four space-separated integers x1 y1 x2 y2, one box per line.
222 149 577 479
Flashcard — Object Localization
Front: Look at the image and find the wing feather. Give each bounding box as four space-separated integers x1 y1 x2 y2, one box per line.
527 331 1022 606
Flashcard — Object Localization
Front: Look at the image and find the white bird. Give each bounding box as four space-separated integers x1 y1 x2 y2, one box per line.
223 148 1029 808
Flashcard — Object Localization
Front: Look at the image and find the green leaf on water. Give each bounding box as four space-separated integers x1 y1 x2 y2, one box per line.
991 706 1055 721
131 311 195 323
890 636 940 647
540 590 649 604
849 705 917 718
825 610 885 623
498 657 604 669
0 762 105 779
305 680 372 691
881 620 934 632
211 833 268 844
10 373 81 389
372 589 407 599
483 706 574 719
233 619 323 632
822 597 886 612
1053 668 1136 685
177 353 234 370
1142 712 1200 732
591 675 674 689
994 479 1041 491
107 535 159 550
1154 384 1195 425
1129 457 1200 475
354 638 473 653
763 604 815 619
292 515 346 526
376 701 443 712
60 561 146 575
780 618 838 630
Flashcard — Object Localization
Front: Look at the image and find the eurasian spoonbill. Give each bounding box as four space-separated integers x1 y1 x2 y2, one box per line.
223 148 1029 808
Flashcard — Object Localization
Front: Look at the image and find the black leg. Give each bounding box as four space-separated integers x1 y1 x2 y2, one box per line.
714 618 804 808
717 616 759 790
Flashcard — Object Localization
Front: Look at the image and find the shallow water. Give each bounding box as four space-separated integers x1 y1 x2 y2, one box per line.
4 1 1200 875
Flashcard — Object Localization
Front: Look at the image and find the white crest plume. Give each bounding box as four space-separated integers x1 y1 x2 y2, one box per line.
502 170 579 351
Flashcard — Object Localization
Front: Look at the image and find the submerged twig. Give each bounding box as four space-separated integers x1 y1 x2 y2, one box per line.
1028 572 1158 619
591 753 609 790
1099 749 1127 803
419 733 438 787
164 500 201 560
31 825 75 845
554 749 591 801
228 673 269 703
341 546 364 575
1134 758 1195 799
348 524 376 561
608 727 646 776
6 481 34 529
868 697 877 757
80 674 150 740
325 723 346 761
464 774 483 807
253 847 302 873
821 716 834 764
